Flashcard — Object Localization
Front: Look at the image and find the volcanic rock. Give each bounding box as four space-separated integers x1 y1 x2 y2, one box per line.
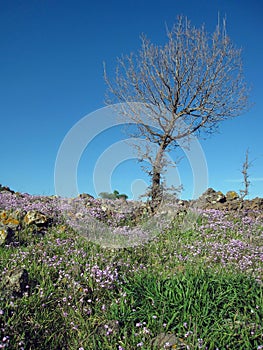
1 267 29 297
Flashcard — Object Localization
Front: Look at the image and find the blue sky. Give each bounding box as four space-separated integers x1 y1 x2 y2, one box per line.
0 0 262 200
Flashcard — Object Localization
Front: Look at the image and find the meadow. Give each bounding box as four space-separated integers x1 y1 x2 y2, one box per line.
0 193 262 349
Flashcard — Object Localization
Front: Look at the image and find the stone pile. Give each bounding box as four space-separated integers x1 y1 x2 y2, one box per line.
0 187 262 247
0 209 51 245
81 195 151 224
193 188 263 212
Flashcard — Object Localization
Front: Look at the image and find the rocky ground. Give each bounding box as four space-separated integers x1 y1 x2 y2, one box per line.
0 185 262 318
0 185 262 248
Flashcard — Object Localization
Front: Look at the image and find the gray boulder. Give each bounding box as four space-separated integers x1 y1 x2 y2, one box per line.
1 267 29 297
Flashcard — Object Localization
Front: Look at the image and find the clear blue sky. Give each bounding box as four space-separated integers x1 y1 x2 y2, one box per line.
1 0 262 200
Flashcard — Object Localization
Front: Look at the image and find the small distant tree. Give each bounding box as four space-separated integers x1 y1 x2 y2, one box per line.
99 190 128 200
99 192 116 200
113 190 128 200
105 16 250 210
113 190 120 198
239 149 253 200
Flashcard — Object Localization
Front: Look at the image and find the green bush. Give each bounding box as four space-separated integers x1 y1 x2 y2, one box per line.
99 190 128 200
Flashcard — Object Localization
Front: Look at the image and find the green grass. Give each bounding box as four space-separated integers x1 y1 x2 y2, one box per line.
0 213 263 349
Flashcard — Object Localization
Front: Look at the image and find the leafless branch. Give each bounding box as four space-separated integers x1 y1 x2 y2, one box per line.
104 15 250 207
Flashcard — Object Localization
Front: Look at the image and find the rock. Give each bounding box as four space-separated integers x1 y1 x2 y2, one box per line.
0 184 15 194
1 268 29 297
94 198 152 224
151 333 188 349
0 225 13 245
23 211 50 226
246 197 263 211
193 188 226 209
215 191 226 203
191 188 263 212
203 187 216 197
226 200 242 211
226 191 239 201
78 193 94 199
0 209 52 245
0 210 24 245
0 210 22 230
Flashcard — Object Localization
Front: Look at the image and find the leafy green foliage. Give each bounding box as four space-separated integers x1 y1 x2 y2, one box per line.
99 190 128 200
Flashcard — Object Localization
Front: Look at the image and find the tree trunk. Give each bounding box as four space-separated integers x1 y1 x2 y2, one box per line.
150 144 166 212
150 167 162 212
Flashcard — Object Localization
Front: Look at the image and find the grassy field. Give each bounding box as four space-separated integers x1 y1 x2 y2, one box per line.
0 206 262 349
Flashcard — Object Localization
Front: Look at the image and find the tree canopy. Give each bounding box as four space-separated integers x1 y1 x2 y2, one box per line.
105 16 250 209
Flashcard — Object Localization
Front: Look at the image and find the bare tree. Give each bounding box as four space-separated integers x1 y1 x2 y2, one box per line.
104 16 249 209
240 149 252 200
